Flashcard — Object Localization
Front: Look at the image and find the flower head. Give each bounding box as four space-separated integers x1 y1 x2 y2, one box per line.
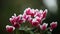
40 23 48 30
31 18 39 27
6 25 15 32
9 13 17 24
50 22 57 31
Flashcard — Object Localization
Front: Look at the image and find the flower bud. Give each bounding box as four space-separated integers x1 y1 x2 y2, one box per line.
6 25 15 32
31 18 39 27
24 8 36 17
9 13 17 24
50 22 57 31
24 8 31 15
42 9 47 19
40 23 48 30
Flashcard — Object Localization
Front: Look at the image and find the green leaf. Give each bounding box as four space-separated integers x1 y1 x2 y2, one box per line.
47 31 51 34
29 31 34 34
19 27 25 30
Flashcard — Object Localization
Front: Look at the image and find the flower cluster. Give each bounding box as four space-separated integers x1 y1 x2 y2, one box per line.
6 8 57 33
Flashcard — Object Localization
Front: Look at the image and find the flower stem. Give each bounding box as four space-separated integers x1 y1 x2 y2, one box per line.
15 29 19 34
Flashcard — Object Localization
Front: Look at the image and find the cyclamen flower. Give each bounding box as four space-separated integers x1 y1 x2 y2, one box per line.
40 23 48 30
9 14 24 24
22 14 31 21
24 8 36 17
9 13 17 24
9 14 24 28
34 9 47 21
50 22 57 31
24 8 31 15
42 9 47 19
31 18 39 27
13 22 20 28
34 10 43 18
17 14 24 24
35 16 42 24
6 25 15 32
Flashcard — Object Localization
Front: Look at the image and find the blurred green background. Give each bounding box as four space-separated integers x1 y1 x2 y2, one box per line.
0 0 60 34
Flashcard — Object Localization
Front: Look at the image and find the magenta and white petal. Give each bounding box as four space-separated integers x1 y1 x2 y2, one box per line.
6 25 15 32
50 22 57 29
40 23 48 30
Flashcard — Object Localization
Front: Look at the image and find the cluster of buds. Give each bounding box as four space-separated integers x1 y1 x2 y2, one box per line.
6 8 57 32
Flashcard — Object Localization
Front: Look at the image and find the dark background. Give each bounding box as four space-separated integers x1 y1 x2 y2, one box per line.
0 0 60 34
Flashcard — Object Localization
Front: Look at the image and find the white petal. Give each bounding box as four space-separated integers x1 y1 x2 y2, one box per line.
14 13 16 16
40 10 43 13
